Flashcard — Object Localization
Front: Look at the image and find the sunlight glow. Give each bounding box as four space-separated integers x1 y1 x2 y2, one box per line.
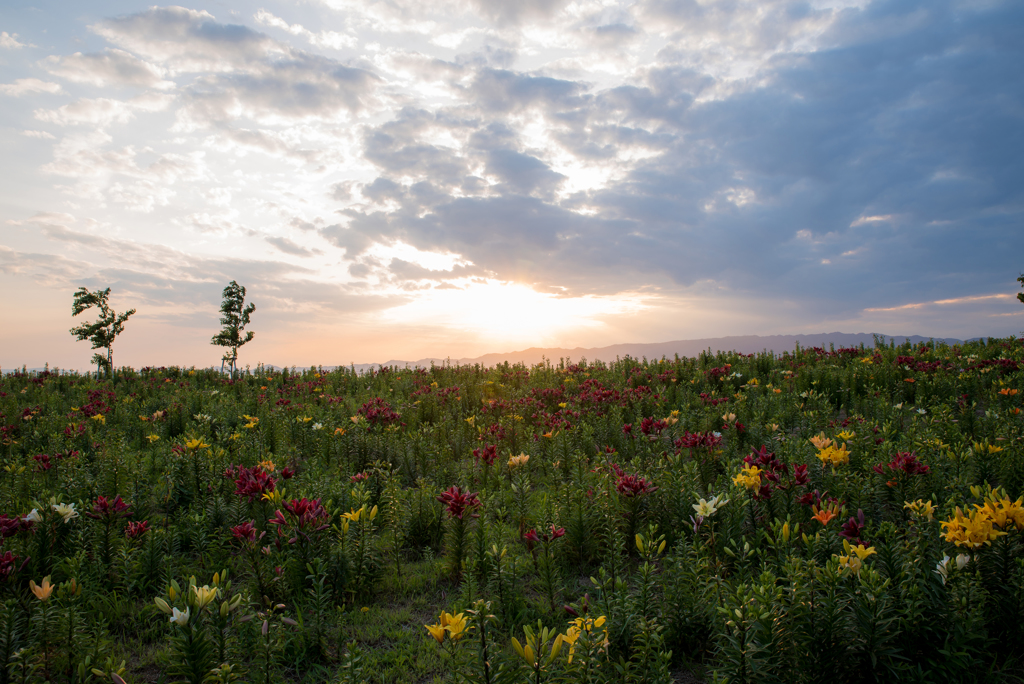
379 279 650 347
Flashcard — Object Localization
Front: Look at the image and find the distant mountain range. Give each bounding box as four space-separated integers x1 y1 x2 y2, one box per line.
344 332 975 373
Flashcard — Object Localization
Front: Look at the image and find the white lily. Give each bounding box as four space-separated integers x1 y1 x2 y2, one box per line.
51 502 78 523
23 509 42 524
692 494 729 518
170 607 190 626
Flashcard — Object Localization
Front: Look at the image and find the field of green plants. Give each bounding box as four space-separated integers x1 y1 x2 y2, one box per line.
1 336 1022 683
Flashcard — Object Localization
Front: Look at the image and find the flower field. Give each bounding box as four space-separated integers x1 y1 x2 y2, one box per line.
1 336 1023 683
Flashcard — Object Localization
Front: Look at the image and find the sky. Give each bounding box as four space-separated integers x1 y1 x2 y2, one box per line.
1 0 1022 370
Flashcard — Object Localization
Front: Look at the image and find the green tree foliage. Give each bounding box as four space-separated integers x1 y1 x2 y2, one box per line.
1018 273 1024 305
212 280 255 375
69 287 136 377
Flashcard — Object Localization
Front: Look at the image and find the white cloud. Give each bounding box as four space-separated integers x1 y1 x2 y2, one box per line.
33 92 175 127
0 32 30 49
850 214 894 227
254 10 357 49
179 212 252 236
45 49 175 90
34 98 137 126
0 78 62 96
41 131 208 216
108 180 175 213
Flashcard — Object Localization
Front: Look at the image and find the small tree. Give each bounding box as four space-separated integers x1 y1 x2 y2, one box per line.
1018 274 1024 305
212 280 255 375
70 287 136 378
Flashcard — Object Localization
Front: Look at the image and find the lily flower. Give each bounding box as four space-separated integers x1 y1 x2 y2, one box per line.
508 453 530 468
170 607 190 626
29 576 54 601
732 465 761 491
192 585 218 609
693 494 729 518
425 622 445 644
811 503 840 526
837 540 876 575
808 434 833 450
444 612 468 640
904 499 935 522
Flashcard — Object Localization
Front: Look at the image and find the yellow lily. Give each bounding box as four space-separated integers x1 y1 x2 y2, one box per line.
341 507 364 522
444 612 468 640
192 584 218 609
29 576 54 601
425 623 445 644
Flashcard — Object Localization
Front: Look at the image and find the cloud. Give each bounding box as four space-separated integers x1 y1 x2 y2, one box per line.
588 22 642 47
0 79 62 96
9 214 391 318
321 0 1023 320
108 180 175 213
5 0 1024 363
254 10 357 50
42 133 206 185
265 236 324 257
470 69 586 113
177 56 378 128
864 293 1017 313
470 0 573 26
387 258 483 282
44 49 175 89
484 149 565 196
34 98 138 126
179 212 252 236
0 32 30 49
86 6 380 130
91 6 278 74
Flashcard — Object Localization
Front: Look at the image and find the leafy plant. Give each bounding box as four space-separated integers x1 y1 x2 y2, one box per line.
69 287 136 377
211 281 255 376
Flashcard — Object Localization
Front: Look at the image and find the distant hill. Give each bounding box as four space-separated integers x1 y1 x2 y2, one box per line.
6 332 986 375
346 332 971 373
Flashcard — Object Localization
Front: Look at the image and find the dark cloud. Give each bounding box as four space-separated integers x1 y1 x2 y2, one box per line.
470 0 573 26
484 149 565 197
181 56 378 125
92 6 275 73
470 69 586 113
588 23 641 48
326 0 1023 319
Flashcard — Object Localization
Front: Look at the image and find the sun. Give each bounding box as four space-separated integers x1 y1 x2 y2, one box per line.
381 279 647 349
